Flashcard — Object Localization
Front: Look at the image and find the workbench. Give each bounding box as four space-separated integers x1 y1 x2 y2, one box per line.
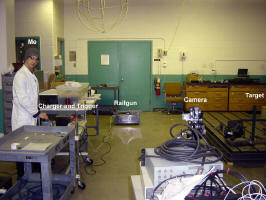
229 84 266 111
185 83 228 111
185 83 266 111
0 126 75 200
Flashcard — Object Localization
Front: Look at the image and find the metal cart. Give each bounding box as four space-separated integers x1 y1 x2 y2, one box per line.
0 126 76 200
40 97 100 189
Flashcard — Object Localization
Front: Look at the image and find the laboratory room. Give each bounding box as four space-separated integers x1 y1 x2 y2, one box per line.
0 0 266 199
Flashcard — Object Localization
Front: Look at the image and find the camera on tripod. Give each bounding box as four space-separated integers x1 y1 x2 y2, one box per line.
182 107 206 135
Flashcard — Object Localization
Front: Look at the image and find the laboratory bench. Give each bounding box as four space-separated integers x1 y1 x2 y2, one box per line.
184 83 266 111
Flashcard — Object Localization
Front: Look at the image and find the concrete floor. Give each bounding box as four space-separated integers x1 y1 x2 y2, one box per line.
0 111 265 199
71 111 266 200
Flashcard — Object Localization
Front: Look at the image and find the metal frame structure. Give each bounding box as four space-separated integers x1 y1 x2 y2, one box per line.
0 126 75 200
40 97 100 188
204 109 266 164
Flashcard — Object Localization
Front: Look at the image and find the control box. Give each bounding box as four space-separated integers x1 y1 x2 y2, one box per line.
144 148 224 186
140 165 154 200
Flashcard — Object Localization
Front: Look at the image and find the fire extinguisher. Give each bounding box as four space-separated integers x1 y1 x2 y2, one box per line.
154 77 160 95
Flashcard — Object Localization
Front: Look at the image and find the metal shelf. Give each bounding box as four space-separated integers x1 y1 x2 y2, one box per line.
1 73 15 135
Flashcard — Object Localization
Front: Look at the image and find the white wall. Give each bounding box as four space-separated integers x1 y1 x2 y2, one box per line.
64 0 266 76
53 0 64 56
0 0 15 89
15 0 54 72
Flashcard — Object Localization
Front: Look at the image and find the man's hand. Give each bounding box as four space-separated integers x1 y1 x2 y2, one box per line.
39 112 49 120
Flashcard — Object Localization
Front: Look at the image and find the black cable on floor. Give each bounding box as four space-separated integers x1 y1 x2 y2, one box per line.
80 142 111 177
92 141 111 167
81 118 113 175
82 161 96 176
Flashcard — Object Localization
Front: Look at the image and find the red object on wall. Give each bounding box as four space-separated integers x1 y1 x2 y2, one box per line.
154 78 161 95
155 87 160 95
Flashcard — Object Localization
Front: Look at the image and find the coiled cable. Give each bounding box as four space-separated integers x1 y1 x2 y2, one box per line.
154 123 223 164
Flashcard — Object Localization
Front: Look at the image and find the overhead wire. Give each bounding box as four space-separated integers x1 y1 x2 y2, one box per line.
75 0 105 32
74 0 128 33
74 0 102 32
100 0 105 32
168 0 186 50
85 0 104 31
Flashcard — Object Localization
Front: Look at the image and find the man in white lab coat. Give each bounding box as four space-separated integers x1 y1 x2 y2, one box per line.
12 48 49 178
12 48 48 131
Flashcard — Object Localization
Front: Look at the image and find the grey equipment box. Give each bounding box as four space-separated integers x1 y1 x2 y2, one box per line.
113 110 140 125
0 125 76 200
144 148 224 186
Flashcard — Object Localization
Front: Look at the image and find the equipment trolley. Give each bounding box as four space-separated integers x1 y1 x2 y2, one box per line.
0 126 76 200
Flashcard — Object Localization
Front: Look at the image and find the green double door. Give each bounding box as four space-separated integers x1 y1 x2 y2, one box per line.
88 41 152 111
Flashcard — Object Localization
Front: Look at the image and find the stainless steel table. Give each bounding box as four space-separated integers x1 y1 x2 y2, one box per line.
39 89 101 136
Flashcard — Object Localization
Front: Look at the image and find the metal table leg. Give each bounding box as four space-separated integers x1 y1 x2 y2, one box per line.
69 137 76 185
40 157 53 200
24 162 32 180
86 102 100 136
75 113 80 179
95 104 99 135
75 112 86 189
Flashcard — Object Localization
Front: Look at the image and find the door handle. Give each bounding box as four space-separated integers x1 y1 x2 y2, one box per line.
121 76 124 81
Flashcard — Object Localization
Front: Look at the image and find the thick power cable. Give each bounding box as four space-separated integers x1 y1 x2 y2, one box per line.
154 123 223 164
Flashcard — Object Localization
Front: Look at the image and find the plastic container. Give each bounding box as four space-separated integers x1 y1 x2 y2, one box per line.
56 82 89 98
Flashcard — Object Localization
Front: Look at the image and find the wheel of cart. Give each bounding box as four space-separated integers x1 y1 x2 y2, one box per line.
78 180 86 189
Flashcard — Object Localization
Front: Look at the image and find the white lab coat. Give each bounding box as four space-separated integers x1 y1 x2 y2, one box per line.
12 65 39 131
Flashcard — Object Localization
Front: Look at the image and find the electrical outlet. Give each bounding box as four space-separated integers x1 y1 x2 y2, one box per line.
157 49 163 58
179 51 187 60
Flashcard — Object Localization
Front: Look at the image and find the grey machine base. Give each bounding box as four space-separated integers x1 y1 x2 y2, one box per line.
113 111 140 125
